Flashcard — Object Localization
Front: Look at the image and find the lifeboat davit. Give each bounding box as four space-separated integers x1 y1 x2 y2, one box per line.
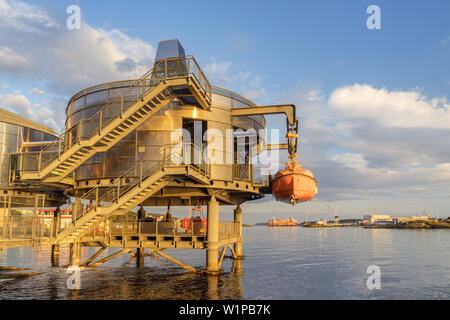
272 161 317 205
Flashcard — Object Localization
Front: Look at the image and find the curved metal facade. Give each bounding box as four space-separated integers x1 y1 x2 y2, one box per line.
66 82 266 183
0 111 56 189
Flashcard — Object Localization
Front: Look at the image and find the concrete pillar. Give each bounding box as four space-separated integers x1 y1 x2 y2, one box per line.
51 207 60 267
136 206 145 267
69 242 81 266
234 204 243 259
136 249 145 267
206 196 219 274
51 245 60 267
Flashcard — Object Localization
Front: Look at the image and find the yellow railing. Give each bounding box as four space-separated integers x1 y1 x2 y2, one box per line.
0 211 239 244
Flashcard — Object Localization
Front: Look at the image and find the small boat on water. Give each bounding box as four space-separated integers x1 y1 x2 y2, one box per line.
267 216 298 227
272 160 317 205
302 219 343 228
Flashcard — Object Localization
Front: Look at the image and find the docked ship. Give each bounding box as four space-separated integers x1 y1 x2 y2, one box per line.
267 216 298 227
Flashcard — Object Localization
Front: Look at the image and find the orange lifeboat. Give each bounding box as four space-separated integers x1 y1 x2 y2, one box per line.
272 161 317 205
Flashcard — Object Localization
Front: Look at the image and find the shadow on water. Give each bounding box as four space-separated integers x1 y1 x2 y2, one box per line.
0 227 449 299
0 246 244 300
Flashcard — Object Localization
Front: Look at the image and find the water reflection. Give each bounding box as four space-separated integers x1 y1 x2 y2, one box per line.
0 245 243 300
0 227 449 299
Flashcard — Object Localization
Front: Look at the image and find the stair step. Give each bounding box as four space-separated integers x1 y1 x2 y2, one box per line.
118 124 131 130
114 127 125 133
78 149 90 154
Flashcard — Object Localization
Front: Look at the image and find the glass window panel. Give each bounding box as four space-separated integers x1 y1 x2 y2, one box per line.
5 123 18 134
29 129 43 142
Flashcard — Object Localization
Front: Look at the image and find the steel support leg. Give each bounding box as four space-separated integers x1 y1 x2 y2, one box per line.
136 248 145 267
89 249 131 268
234 204 244 259
206 196 220 274
51 245 60 267
156 250 198 273
82 247 106 266
51 208 60 267
69 242 81 266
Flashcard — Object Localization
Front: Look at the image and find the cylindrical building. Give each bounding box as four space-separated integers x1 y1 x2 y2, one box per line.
66 84 266 185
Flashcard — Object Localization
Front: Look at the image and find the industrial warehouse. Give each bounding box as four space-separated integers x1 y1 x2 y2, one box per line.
0 39 317 274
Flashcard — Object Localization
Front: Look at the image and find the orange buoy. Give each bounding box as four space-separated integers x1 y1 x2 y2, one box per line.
272 161 317 205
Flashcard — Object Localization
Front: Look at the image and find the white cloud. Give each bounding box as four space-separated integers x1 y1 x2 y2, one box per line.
204 61 246 86
0 0 58 33
32 25 156 94
0 47 29 72
0 1 156 94
328 84 450 129
204 60 267 103
0 0 157 131
278 83 450 202
242 88 267 100
331 153 370 171
30 87 44 95
0 92 32 117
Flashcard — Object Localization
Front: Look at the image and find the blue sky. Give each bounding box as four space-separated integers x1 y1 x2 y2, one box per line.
40 0 450 95
0 0 449 223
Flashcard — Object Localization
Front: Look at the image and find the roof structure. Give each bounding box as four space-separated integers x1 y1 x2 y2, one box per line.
0 107 56 136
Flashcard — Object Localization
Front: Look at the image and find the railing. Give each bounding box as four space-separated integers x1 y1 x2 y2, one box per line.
218 220 239 240
233 164 253 181
179 142 211 177
90 218 237 239
0 213 59 242
0 214 239 244
231 163 270 186
59 145 181 234
9 55 212 180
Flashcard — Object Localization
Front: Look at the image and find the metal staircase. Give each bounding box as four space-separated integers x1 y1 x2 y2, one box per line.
10 56 212 186
57 160 172 243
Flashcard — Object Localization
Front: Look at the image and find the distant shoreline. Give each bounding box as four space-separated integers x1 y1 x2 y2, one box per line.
363 220 450 229
251 219 450 229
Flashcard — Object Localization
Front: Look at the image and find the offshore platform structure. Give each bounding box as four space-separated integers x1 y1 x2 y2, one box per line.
0 40 314 274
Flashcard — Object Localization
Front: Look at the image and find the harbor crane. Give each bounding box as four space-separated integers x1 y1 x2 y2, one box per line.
327 205 339 224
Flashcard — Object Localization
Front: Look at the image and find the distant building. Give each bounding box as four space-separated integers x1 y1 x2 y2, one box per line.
363 209 393 224
363 214 393 224
396 216 429 223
